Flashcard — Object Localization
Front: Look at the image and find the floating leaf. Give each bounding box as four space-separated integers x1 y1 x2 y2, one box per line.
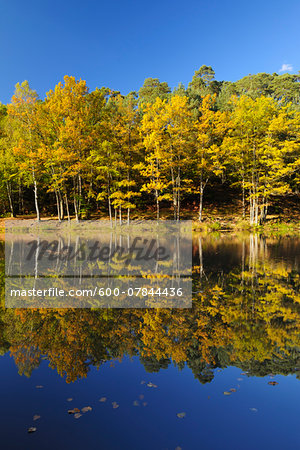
112 402 119 409
230 388 236 392
35 385 43 389
250 408 258 413
177 412 186 419
74 413 82 419
99 397 107 403
33 415 40 421
237 378 243 381
81 406 92 413
133 400 139 407
28 427 37 433
223 391 231 396
139 394 144 400
68 407 80 414
268 381 278 386
67 398 73 402
142 402 148 407
147 382 158 388
140 380 146 385
241 373 246 376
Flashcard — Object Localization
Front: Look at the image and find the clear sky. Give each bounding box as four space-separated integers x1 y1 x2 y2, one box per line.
0 0 299 104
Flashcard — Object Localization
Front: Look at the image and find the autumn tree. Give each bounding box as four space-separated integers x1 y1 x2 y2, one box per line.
193 95 229 221
139 95 192 220
222 95 300 224
7 81 42 220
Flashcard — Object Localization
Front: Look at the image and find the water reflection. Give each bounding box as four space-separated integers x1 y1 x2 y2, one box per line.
0 234 299 383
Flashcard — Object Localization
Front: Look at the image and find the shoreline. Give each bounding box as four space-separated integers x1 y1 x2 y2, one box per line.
1 214 299 238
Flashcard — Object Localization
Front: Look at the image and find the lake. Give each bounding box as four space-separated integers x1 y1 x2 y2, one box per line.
0 233 300 450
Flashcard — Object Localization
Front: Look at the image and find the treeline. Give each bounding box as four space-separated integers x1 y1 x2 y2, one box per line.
0 66 300 225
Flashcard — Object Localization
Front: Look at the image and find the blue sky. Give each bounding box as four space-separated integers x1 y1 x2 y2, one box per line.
0 0 299 104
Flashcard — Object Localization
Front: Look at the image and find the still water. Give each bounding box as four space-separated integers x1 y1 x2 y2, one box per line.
0 233 299 450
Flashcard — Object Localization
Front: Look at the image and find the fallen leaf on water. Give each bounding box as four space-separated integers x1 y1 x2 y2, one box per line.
237 378 243 381
147 382 158 388
35 385 43 389
241 373 246 376
249 408 258 413
140 380 146 385
67 398 73 402
74 413 82 419
223 391 231 396
99 397 107 403
33 415 40 421
81 406 92 413
142 402 148 407
177 412 186 419
133 400 139 406
175 447 182 450
68 407 80 414
139 394 144 400
230 388 237 392
217 369 221 372
28 427 37 433
112 402 119 409
268 381 278 386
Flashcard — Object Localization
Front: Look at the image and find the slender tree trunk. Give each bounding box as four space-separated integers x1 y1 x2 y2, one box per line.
198 173 208 222
249 190 253 225
74 198 78 222
199 187 204 222
254 199 259 225
242 178 245 219
171 167 176 220
59 190 64 220
177 168 181 221
127 169 131 225
55 189 61 221
65 193 70 222
6 181 14 217
33 176 40 221
108 196 112 227
155 189 159 220
73 177 79 222
78 174 82 219
18 180 24 215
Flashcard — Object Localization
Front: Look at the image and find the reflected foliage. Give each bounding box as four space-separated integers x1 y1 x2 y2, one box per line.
0 236 300 383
